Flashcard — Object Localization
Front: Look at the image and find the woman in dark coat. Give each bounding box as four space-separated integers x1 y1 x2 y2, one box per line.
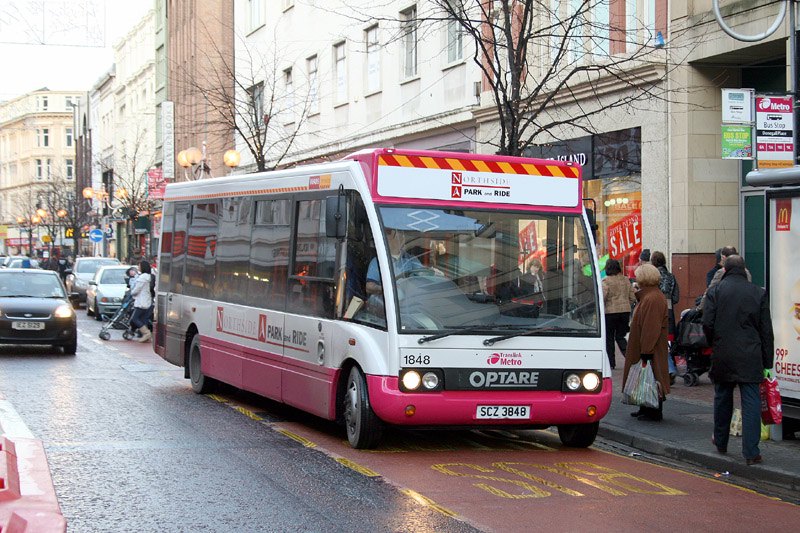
623 263 670 421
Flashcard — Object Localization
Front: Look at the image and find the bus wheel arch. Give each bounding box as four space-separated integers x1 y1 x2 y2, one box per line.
341 363 383 449
557 421 599 448
187 328 216 394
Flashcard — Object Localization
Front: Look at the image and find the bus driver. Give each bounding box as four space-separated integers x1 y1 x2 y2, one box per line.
365 228 423 296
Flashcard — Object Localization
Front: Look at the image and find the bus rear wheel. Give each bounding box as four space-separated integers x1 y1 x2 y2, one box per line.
343 366 383 449
557 422 599 448
189 336 215 394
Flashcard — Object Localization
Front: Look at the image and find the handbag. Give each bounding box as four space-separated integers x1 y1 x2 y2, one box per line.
760 376 783 425
621 360 660 409
677 320 708 350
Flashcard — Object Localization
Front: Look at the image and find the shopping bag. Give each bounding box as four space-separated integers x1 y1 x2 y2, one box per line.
730 408 742 436
761 421 771 441
621 360 660 408
760 376 783 425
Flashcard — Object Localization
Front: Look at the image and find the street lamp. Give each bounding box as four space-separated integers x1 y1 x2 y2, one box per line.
177 143 209 180
223 149 241 175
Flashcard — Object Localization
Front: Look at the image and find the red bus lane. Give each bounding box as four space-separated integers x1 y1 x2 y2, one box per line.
260 418 800 532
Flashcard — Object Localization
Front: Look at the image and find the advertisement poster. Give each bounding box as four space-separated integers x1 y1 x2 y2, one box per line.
606 211 642 261
755 95 794 169
769 194 800 400
721 125 753 159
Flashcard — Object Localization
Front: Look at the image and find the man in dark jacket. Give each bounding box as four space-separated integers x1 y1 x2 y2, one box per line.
702 255 774 465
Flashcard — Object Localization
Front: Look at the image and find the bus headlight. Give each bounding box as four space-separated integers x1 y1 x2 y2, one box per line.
565 373 581 391
562 371 602 393
401 370 421 391
582 372 601 391
400 369 443 392
422 372 439 390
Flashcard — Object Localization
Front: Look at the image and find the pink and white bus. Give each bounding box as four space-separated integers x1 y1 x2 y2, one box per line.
154 148 610 448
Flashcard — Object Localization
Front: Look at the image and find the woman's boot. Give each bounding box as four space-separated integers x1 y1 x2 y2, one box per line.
138 326 152 342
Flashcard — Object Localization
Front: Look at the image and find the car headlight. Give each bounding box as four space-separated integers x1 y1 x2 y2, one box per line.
54 304 74 318
399 369 443 392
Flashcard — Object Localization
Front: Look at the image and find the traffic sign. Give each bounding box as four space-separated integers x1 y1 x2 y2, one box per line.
88 229 104 243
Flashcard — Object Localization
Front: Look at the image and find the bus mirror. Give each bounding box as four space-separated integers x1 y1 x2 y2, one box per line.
326 195 348 238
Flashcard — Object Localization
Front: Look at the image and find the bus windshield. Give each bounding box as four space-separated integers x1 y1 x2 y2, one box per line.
377 206 600 337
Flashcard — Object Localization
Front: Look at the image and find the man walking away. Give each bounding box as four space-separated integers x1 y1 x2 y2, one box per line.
702 255 774 465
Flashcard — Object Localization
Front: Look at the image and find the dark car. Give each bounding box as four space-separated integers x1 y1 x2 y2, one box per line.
65 257 121 305
0 269 78 354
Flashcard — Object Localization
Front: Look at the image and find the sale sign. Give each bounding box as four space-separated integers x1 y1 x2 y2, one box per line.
606 212 642 259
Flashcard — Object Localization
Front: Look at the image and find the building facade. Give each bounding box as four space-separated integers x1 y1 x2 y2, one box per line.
0 89 82 256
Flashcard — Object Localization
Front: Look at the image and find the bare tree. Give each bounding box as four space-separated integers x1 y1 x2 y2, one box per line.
441 0 695 155
343 0 693 157
96 126 158 262
174 21 314 173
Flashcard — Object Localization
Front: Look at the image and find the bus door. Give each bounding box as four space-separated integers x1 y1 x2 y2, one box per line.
282 196 339 417
164 202 190 362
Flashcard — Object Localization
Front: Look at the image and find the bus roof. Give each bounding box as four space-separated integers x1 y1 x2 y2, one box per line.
163 148 583 213
345 148 583 213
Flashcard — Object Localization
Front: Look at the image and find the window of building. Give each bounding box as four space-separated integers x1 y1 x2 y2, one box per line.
46 158 51 179
66 158 74 180
283 68 294 123
334 42 347 104
592 0 610 56
400 6 418 78
626 0 638 52
446 18 463 63
365 25 380 93
248 0 264 31
37 128 49 147
248 82 265 128
307 55 319 114
37 95 48 111
66 127 73 148
644 0 657 42
568 0 584 63
35 159 43 180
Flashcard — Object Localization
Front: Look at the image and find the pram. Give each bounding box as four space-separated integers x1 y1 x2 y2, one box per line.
98 289 137 341
672 307 712 386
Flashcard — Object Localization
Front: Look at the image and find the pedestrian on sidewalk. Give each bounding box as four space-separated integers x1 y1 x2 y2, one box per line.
623 263 670 421
130 259 154 343
651 251 680 381
702 255 774 465
602 258 636 369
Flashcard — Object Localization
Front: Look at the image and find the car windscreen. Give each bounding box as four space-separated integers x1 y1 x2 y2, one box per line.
0 272 66 298
76 259 120 273
100 269 127 284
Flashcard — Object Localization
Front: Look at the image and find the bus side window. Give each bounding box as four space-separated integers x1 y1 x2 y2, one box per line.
249 198 290 311
288 198 337 319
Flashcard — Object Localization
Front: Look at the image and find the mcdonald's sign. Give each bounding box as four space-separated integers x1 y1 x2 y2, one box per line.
777 199 792 231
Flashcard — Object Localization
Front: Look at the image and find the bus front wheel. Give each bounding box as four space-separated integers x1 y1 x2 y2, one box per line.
189 336 216 394
344 366 383 449
557 422 599 448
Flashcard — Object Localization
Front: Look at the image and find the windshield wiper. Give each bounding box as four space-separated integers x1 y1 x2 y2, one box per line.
483 326 590 346
418 325 495 344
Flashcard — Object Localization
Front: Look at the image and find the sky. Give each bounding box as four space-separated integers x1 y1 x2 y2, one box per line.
0 0 152 102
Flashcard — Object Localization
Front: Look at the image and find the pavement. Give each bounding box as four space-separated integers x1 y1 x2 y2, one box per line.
600 366 800 493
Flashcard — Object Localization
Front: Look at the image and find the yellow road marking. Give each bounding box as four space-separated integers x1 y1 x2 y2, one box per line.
399 488 459 518
336 457 381 477
275 428 318 448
